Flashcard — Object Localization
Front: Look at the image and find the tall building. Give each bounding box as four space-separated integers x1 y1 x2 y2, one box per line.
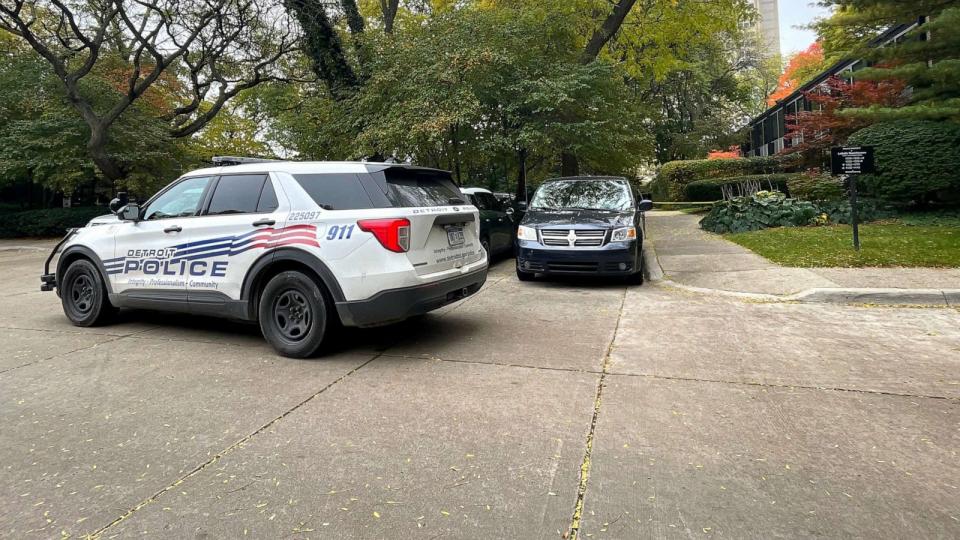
751 0 781 58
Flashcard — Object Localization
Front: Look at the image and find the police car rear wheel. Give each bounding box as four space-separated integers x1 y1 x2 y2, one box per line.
259 271 329 358
61 259 116 327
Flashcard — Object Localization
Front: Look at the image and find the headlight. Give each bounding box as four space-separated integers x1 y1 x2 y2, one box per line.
611 227 637 242
517 225 538 242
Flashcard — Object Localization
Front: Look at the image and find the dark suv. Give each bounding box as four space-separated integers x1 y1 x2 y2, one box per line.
515 176 652 283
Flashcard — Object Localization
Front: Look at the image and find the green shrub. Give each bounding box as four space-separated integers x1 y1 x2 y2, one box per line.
817 199 893 224
847 120 960 204
0 206 109 238
699 191 819 233
683 173 799 202
787 173 846 202
650 153 801 201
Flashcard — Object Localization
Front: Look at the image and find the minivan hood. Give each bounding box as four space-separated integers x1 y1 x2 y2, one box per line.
521 208 634 228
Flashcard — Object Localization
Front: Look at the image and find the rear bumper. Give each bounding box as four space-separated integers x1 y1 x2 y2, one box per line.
335 266 488 327
517 241 640 275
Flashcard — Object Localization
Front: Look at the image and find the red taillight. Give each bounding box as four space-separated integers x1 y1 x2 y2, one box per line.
357 218 410 253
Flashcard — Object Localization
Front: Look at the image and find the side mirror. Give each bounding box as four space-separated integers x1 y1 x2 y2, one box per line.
120 203 141 222
505 207 515 216
109 192 129 214
637 199 654 212
517 201 527 211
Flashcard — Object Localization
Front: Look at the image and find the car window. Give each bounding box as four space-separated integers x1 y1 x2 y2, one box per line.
478 193 501 211
468 193 488 210
293 174 375 210
143 176 212 220
206 174 268 215
530 179 632 211
257 179 279 213
374 168 463 208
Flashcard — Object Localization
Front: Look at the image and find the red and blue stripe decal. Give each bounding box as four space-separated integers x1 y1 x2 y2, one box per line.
102 224 318 275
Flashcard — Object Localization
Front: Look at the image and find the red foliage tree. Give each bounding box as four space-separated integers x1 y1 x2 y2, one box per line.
707 146 741 159
768 43 825 106
784 75 907 158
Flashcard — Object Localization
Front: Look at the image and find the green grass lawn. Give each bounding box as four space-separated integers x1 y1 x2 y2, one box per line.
725 223 960 267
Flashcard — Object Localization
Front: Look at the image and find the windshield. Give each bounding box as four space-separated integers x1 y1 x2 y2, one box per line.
530 179 632 211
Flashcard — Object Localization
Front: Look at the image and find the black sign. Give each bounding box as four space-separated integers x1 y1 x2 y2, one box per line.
831 146 875 175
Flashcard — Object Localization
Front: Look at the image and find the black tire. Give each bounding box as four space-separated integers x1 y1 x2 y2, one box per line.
481 238 491 259
60 259 117 327
626 248 645 285
516 267 535 282
258 271 329 358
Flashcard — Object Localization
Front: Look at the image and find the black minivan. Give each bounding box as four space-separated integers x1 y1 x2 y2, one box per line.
515 176 653 283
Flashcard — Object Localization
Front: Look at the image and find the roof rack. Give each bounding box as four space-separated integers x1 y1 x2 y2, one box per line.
211 156 282 166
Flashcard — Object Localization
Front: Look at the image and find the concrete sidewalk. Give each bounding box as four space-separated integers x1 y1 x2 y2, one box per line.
645 211 960 305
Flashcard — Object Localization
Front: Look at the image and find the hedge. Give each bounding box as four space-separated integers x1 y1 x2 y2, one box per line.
0 206 109 238
683 173 799 202
650 153 801 201
847 120 960 204
787 173 846 202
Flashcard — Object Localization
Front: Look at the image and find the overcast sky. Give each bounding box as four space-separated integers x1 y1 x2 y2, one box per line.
779 1 833 57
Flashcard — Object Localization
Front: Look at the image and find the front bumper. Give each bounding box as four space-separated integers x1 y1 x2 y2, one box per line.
40 228 79 292
517 240 640 275
335 266 488 327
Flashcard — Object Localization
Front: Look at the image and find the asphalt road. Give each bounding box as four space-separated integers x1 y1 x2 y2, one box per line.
1 246 958 539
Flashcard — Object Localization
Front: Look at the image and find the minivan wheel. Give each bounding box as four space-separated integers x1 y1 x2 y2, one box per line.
61 259 117 326
259 271 329 358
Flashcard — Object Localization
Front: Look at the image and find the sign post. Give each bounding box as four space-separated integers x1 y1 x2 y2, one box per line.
831 146 875 251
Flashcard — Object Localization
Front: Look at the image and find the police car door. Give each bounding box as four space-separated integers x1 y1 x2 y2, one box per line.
109 176 213 298
181 173 289 304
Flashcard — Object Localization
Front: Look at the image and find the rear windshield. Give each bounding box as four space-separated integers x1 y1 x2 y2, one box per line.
375 168 463 208
293 174 375 210
531 179 633 211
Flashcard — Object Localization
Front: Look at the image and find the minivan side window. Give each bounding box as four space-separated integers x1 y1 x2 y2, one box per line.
143 176 212 220
206 175 269 215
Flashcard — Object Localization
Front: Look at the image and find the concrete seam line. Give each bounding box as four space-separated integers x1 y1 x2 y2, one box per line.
607 372 958 402
377 352 605 375
566 286 628 540
87 354 380 539
0 333 128 376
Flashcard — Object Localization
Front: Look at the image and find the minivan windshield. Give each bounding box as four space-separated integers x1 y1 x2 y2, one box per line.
530 179 632 211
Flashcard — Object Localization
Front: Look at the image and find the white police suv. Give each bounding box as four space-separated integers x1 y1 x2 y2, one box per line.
40 158 488 357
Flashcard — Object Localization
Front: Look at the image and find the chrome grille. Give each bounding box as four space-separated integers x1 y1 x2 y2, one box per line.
539 229 607 248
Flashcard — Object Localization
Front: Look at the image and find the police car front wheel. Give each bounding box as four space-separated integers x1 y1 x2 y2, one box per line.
61 259 117 327
258 271 330 358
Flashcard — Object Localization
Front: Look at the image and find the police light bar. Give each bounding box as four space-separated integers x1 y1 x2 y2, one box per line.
212 156 281 166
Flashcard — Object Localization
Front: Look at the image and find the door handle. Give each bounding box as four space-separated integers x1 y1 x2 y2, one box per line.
253 218 276 227
163 225 182 233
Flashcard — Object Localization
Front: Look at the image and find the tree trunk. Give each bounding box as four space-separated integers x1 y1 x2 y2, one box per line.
87 125 124 181
380 0 400 34
580 0 638 64
515 148 528 202
561 152 579 177
561 0 637 174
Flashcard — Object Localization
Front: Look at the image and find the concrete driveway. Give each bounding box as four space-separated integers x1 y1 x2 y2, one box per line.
1 245 958 539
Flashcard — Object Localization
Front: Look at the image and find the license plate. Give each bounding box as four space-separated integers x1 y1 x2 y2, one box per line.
446 226 465 247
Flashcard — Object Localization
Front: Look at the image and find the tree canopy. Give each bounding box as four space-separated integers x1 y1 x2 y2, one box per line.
1 0 772 202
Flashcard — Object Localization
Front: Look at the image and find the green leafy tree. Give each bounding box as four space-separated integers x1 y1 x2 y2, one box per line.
0 0 304 181
816 1 960 121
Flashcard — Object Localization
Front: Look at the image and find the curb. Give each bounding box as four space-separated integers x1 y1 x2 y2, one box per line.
642 240 958 307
